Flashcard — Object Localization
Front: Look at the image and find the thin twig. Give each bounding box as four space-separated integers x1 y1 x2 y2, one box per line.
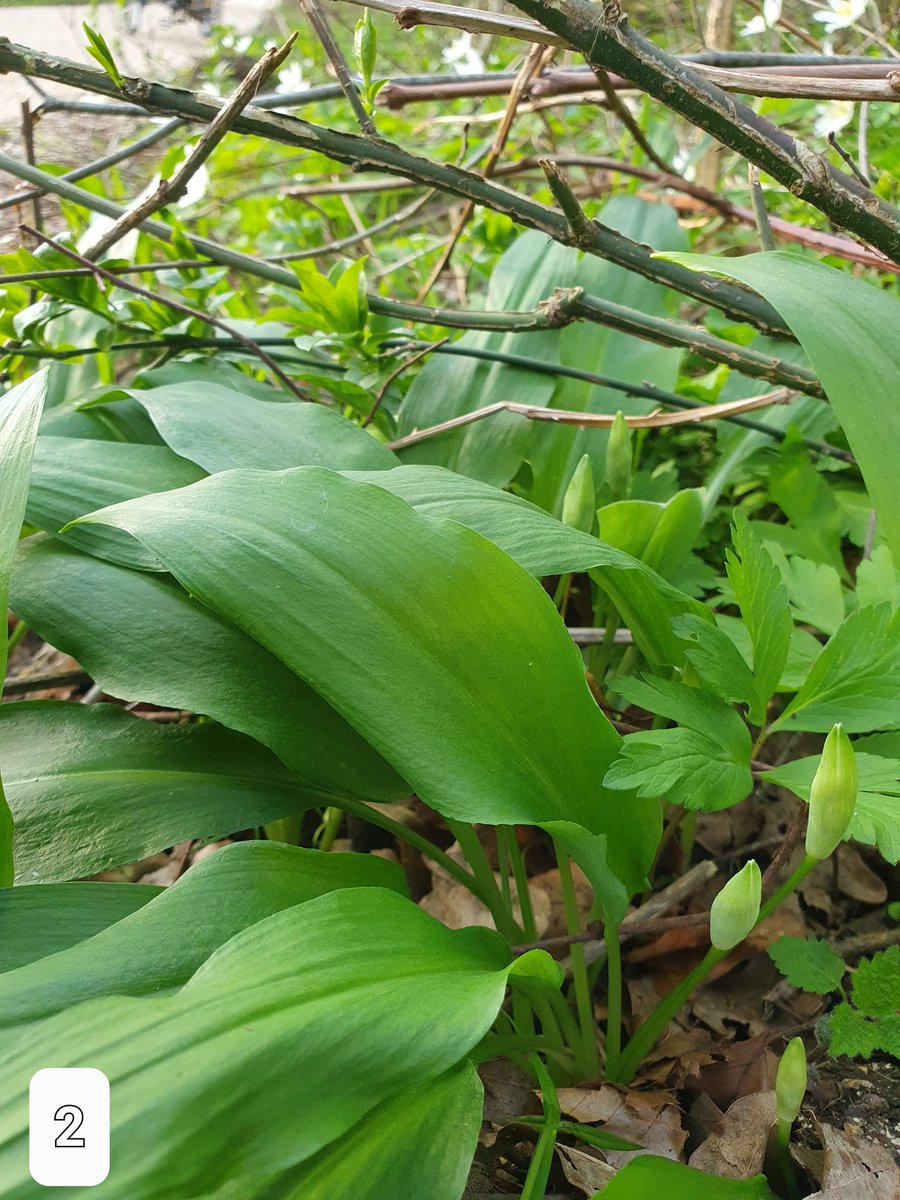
84 36 298 260
761 802 807 894
363 338 447 427
591 65 674 173
827 131 872 189
388 387 796 451
300 0 377 134
416 41 548 301
748 165 776 251
21 226 309 402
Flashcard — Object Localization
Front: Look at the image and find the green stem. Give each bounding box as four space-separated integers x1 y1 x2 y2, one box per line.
776 1118 800 1200
615 852 820 1082
521 1055 561 1200
555 844 600 1079
6 619 27 655
331 796 479 896
447 819 523 942
317 806 343 851
603 921 623 1081
504 826 537 941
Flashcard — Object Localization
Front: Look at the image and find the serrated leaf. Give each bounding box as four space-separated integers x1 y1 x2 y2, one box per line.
828 1001 881 1059
772 604 900 734
673 613 757 707
604 676 752 811
726 512 792 723
762 752 900 864
852 945 900 1017
767 936 845 994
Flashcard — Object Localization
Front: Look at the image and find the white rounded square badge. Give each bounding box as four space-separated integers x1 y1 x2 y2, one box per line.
29 1068 110 1187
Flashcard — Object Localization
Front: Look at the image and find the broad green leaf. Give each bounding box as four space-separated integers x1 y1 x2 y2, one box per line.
763 752 900 863
529 197 687 517
768 433 844 574
0 882 159 973
660 251 900 563
767 936 846 994
857 545 900 611
597 489 704 584
726 513 792 723
397 232 576 486
604 676 753 811
673 614 757 708
0 702 338 883
0 370 47 885
27 436 206 569
772 604 900 733
236 1066 483 1200
109 383 398 472
767 549 844 637
827 1001 882 1058
0 888 518 1199
349 464 705 667
594 1154 778 1199
78 466 659 891
0 841 404 1027
10 537 407 803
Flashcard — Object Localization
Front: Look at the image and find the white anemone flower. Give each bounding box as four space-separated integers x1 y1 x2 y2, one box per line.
740 0 782 36
442 32 485 75
813 99 855 137
812 0 868 33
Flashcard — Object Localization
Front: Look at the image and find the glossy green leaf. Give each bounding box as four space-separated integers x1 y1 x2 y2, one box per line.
349 464 705 667
0 370 47 886
0 882 159 974
763 751 900 863
0 841 405 1027
10 537 407 803
112 382 397 472
0 701 337 883
604 676 753 811
397 232 577 487
597 489 704 583
661 250 900 563
0 888 516 1199
594 1154 778 1199
26 436 205 569
528 197 687 518
772 604 900 733
78 466 658 891
232 1066 483 1200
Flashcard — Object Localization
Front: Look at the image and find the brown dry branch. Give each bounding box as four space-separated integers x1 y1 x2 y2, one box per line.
388 387 796 451
84 36 298 261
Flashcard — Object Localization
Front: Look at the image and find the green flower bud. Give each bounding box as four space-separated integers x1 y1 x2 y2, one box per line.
562 454 596 533
605 411 632 500
805 723 858 861
354 10 377 87
776 1036 807 1126
710 859 761 952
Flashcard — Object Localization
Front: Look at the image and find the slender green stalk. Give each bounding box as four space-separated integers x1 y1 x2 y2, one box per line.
317 806 344 851
331 796 479 895
504 826 538 941
447 819 524 942
521 1056 561 1200
776 1118 800 1200
263 814 303 845
603 921 623 1081
555 844 600 1079
6 619 27 655
615 852 820 1082
497 825 513 912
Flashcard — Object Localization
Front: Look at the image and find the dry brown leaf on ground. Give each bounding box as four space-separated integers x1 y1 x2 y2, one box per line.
835 844 888 905
688 1090 776 1179
556 1085 686 1167
805 1122 900 1199
685 1033 776 1109
557 1144 616 1195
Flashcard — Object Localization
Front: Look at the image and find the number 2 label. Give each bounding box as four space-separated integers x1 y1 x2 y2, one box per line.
29 1069 109 1186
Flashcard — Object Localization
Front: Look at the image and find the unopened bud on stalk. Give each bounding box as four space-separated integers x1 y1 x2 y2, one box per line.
710 859 761 952
354 10 377 87
776 1036 807 1127
562 454 596 533
805 723 858 861
605 411 632 500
